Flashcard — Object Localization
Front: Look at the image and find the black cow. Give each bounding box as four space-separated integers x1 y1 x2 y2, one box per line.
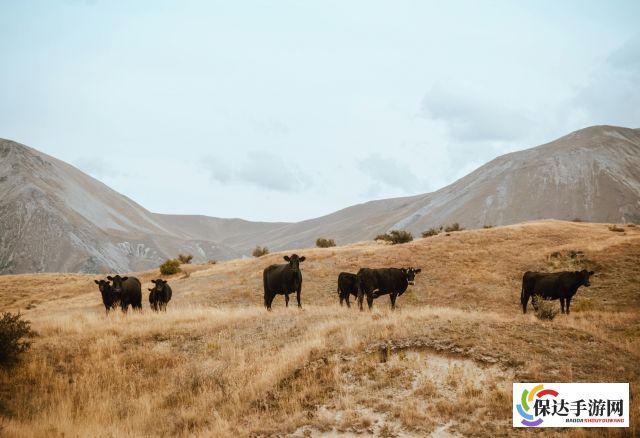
108 275 142 312
263 254 306 310
337 272 358 307
148 279 172 312
94 279 119 314
357 267 422 310
521 269 594 315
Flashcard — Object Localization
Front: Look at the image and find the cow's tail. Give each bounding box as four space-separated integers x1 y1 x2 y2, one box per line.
263 271 269 308
520 275 528 314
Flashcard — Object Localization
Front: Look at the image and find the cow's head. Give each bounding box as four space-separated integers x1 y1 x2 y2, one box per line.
151 278 168 293
107 275 128 296
284 254 306 273
402 267 422 285
576 269 595 287
94 279 112 295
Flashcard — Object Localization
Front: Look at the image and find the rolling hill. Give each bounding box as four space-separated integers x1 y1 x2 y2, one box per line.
1 221 638 436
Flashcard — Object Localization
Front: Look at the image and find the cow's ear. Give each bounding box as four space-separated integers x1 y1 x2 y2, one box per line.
299 256 306 262
95 280 100 284
151 279 157 284
415 268 422 274
122 276 128 281
589 271 594 275
284 256 290 261
107 276 113 280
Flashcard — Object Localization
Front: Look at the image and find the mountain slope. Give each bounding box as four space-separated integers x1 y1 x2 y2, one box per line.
1 125 639 274
0 141 285 274
232 125 640 251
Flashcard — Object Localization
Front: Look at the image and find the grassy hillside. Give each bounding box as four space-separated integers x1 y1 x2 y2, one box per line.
0 220 638 436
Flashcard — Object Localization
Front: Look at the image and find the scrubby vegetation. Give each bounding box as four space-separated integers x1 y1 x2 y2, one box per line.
316 238 336 248
444 223 464 232
0 312 33 368
252 246 269 257
159 259 181 275
421 227 442 238
532 296 558 321
608 224 625 232
375 230 413 244
177 253 193 264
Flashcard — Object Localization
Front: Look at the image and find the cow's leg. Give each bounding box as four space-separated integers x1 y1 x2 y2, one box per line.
267 293 276 311
285 294 290 307
560 298 565 314
345 294 351 308
366 292 374 310
339 292 344 307
357 289 364 311
522 292 529 314
296 288 302 308
565 297 572 315
390 293 397 310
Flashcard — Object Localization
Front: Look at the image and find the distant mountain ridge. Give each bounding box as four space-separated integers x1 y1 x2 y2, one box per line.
1 125 639 274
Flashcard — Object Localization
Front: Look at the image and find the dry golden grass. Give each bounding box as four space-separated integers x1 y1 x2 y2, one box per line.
0 220 639 437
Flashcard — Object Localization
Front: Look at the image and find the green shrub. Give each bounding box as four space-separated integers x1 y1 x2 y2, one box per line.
483 225 493 229
421 227 441 238
376 230 413 244
177 254 193 264
315 238 336 248
572 218 584 222
159 259 181 275
532 296 558 321
608 224 624 232
0 312 33 368
444 222 464 232
252 246 269 257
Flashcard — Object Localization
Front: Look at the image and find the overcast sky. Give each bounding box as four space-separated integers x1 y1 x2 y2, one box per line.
1 1 639 222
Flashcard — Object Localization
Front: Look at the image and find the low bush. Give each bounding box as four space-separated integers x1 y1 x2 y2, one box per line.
376 230 413 244
444 223 464 232
160 259 181 275
316 238 336 248
252 246 269 257
608 224 624 232
0 312 33 368
421 227 441 238
532 296 558 321
177 254 193 264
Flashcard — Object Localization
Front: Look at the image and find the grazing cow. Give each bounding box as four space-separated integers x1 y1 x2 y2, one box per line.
108 275 142 312
337 272 358 307
521 269 594 315
357 267 422 310
148 279 172 312
94 279 119 314
263 254 306 310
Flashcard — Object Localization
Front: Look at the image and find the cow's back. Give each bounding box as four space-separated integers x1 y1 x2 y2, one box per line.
123 277 142 304
338 272 357 292
374 268 404 291
264 264 288 292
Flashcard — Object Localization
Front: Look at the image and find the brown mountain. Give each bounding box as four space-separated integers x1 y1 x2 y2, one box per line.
1 125 639 274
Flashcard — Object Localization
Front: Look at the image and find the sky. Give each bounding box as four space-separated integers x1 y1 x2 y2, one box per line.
1 1 639 222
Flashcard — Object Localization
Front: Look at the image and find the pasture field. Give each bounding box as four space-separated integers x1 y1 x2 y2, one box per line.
0 220 639 437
